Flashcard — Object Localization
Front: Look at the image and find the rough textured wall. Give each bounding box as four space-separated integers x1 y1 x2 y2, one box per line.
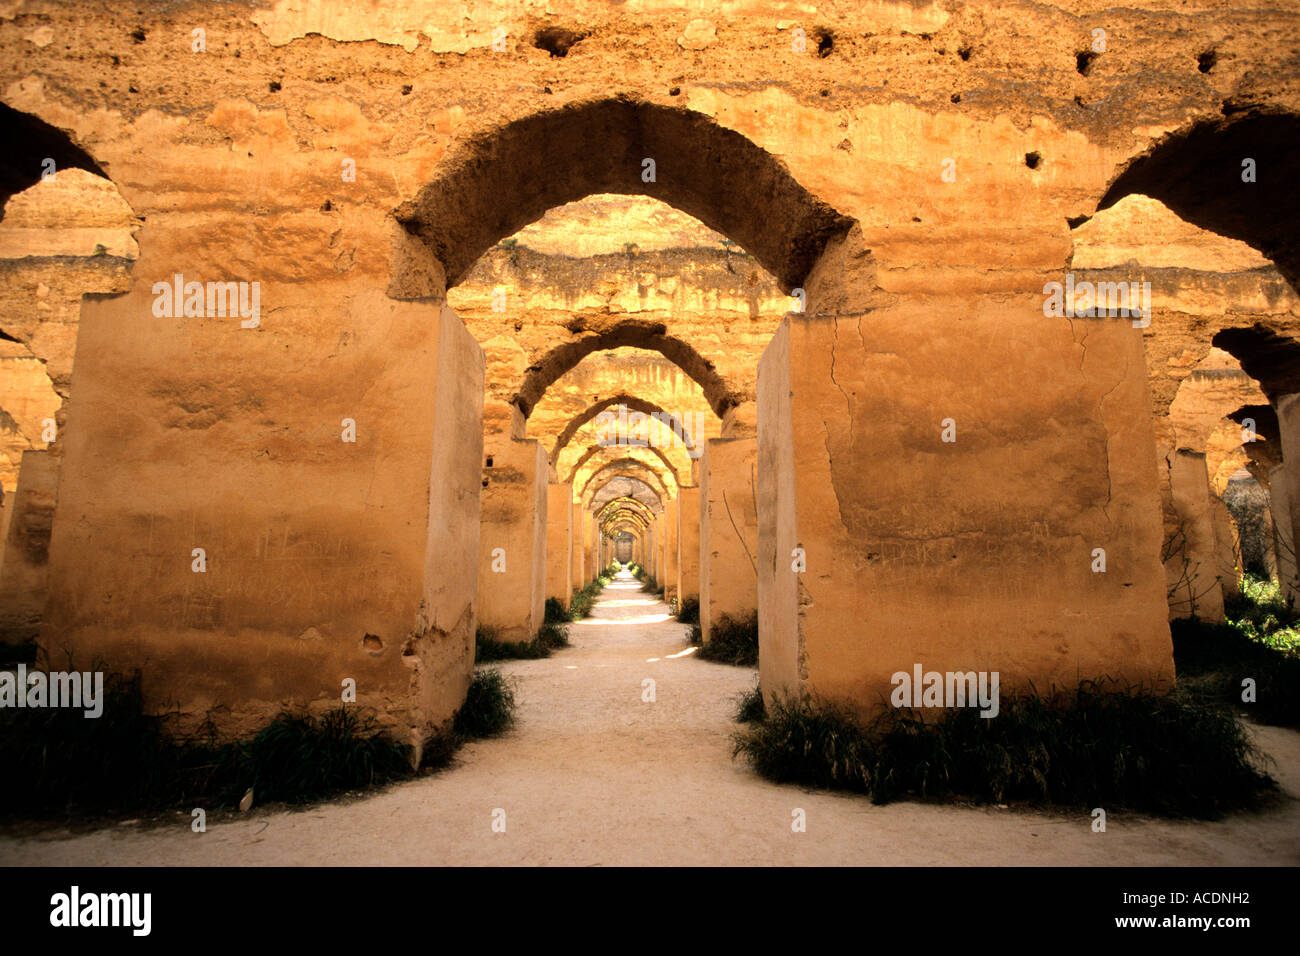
698 437 758 640
2 0 1299 731
760 302 1175 712
42 282 484 744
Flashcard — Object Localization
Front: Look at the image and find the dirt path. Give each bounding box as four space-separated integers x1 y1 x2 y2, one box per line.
3 571 1298 866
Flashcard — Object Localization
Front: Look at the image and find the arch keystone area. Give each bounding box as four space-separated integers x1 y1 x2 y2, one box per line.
393 98 856 294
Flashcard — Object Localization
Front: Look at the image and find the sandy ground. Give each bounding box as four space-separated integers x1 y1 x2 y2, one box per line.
2 571 1298 866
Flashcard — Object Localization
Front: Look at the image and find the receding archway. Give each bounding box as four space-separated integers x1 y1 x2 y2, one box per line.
569 446 681 492
553 394 696 460
513 323 736 419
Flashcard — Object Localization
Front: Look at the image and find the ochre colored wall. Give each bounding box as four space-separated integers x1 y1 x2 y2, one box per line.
477 437 547 641
0 450 56 645
545 483 572 607
1167 450 1227 621
759 305 1174 715
42 270 485 746
676 487 700 603
699 438 758 640
570 500 584 595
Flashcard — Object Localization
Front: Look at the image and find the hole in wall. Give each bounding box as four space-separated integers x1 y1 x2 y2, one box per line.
1076 50 1098 75
816 30 834 58
958 45 972 61
1025 151 1042 169
268 79 281 92
1198 49 1217 73
534 26 584 57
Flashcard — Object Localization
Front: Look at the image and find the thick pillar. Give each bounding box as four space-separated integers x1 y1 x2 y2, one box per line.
1275 394 1300 604
699 437 758 642
43 286 484 746
545 483 572 610
0 450 57 646
650 516 661 584
477 438 547 641
757 304 1172 716
585 513 596 583
676 486 701 604
663 497 678 604
1166 450 1226 621
1269 463 1298 605
1210 493 1242 601
570 500 584 594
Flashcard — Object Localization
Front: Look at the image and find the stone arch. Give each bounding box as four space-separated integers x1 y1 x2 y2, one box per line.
580 457 669 503
598 495 655 525
569 445 680 493
600 508 651 536
558 415 698 488
589 475 663 512
552 394 698 460
585 470 665 510
0 103 109 210
0 106 136 651
1213 326 1300 402
393 98 854 295
1096 111 1300 293
1091 128 1300 612
513 323 735 419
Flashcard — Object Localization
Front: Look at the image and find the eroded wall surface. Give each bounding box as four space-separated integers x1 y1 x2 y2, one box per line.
699 437 758 640
1 0 1298 731
760 303 1174 713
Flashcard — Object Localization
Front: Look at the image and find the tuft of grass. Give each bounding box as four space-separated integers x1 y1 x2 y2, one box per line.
698 613 758 666
733 683 1276 819
735 683 766 723
240 708 413 806
0 669 415 818
544 596 569 625
1224 573 1300 654
1172 616 1300 727
474 625 550 661
568 571 617 620
453 668 516 738
474 621 569 662
629 562 659 593
568 586 596 620
536 620 570 650
676 595 699 625
735 694 871 792
1 657 523 820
